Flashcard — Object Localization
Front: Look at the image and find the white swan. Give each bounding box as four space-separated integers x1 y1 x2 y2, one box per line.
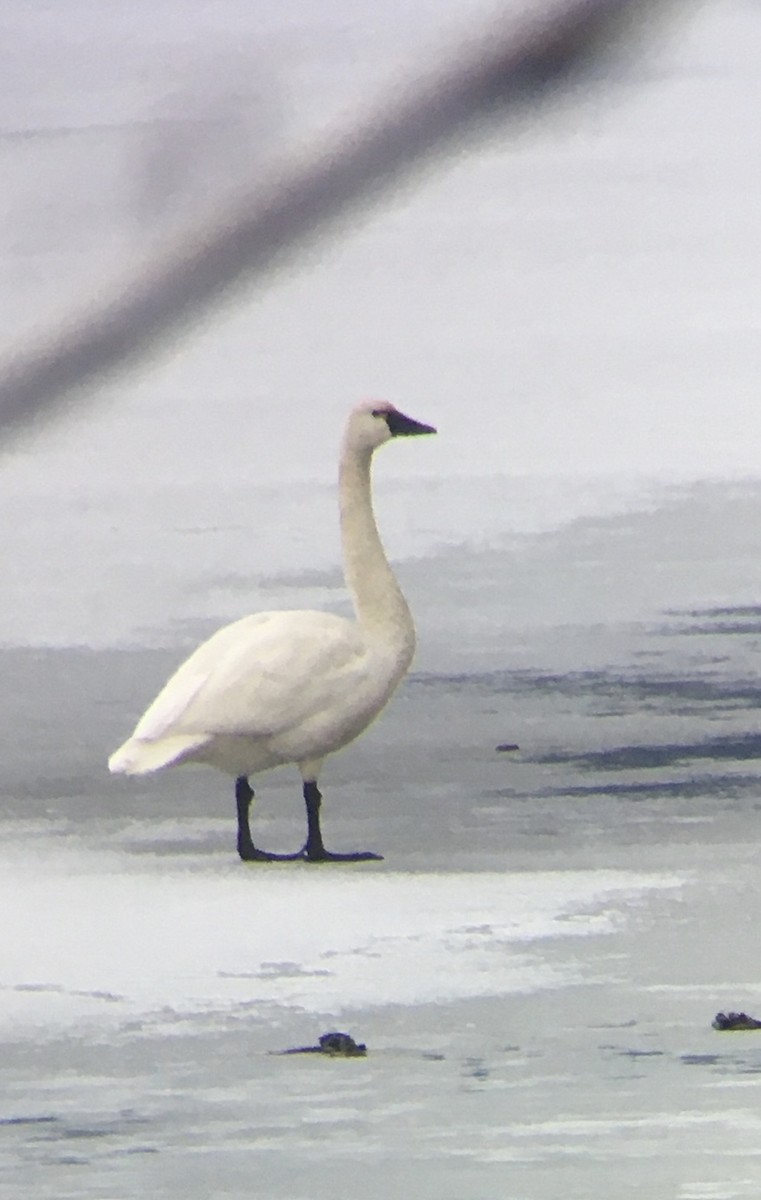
109 400 436 862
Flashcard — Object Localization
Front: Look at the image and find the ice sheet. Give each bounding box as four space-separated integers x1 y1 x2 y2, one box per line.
0 842 683 1032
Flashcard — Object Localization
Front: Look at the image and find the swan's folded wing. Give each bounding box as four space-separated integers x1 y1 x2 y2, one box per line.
131 667 209 741
130 610 363 744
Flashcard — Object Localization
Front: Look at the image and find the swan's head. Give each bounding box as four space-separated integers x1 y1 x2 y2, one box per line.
347 401 436 454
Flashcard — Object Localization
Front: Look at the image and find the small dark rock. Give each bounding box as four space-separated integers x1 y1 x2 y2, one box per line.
274 1031 367 1057
712 1011 761 1031
318 1032 366 1056
496 743 520 752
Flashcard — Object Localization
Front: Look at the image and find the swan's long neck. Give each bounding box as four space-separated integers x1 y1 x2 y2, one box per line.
339 438 415 664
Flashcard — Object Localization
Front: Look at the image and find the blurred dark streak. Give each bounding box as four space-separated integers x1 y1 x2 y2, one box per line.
0 0 667 442
412 669 761 710
537 734 761 770
679 624 761 637
487 774 761 800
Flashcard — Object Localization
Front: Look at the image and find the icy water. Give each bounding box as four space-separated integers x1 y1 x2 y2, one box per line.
4 475 761 1199
4 1 761 1197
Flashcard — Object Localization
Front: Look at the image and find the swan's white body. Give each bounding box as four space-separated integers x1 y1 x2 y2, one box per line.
109 608 411 779
109 401 435 860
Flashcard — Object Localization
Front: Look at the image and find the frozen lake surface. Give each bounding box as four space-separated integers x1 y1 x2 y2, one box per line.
1 844 682 1031
4 480 761 1197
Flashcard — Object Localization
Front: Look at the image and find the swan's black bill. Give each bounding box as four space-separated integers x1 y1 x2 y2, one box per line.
386 409 436 437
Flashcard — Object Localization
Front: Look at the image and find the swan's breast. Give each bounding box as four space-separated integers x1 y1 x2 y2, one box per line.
270 643 410 761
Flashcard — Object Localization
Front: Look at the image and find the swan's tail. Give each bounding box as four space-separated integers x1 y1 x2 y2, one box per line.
108 734 207 775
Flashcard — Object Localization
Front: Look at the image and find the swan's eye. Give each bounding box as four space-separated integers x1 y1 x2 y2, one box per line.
371 408 386 420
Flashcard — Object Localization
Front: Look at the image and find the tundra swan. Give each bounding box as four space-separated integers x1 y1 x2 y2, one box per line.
109 401 436 861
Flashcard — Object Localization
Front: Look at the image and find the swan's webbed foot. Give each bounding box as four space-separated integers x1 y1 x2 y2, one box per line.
301 780 382 863
235 776 383 864
301 847 383 863
236 776 302 862
240 845 305 863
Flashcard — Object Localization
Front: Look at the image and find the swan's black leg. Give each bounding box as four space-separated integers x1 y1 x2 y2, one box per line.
235 776 302 862
301 780 383 863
